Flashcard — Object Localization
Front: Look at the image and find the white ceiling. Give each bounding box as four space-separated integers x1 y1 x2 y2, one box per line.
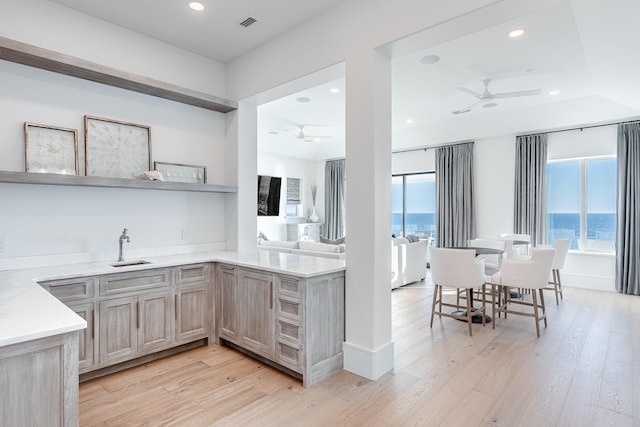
48 0 640 162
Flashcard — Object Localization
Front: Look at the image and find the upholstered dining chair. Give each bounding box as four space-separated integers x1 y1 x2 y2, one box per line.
543 239 570 305
490 247 556 337
498 233 531 259
467 238 506 275
430 248 488 336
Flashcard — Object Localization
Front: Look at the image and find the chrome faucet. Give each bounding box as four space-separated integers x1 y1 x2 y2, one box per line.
118 228 130 262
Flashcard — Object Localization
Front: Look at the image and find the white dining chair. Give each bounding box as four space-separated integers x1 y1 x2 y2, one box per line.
498 233 531 258
467 238 506 275
490 247 556 337
429 248 488 336
543 239 570 305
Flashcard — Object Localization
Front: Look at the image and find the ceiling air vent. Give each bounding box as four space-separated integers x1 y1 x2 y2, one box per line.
239 17 257 28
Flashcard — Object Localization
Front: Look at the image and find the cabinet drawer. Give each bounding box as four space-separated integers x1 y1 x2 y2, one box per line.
276 275 302 298
276 296 302 322
40 277 96 302
276 318 302 345
276 340 303 372
100 268 170 296
174 264 209 285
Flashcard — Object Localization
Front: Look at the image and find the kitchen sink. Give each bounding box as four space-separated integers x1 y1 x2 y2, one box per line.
110 260 151 268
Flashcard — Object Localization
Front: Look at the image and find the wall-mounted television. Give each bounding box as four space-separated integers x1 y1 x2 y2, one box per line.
257 175 281 216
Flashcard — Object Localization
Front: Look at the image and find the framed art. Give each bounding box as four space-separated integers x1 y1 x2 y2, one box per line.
154 161 207 184
24 122 79 175
84 115 151 179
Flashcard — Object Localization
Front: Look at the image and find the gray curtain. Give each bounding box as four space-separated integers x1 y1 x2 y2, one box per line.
435 142 476 247
616 122 640 295
513 134 547 246
324 159 346 240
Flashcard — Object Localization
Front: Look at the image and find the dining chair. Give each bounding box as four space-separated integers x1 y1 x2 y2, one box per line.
490 247 556 337
429 247 488 336
498 233 531 258
467 238 506 275
543 239 570 305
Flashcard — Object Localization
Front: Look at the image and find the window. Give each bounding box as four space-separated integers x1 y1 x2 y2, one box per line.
286 177 302 217
546 157 616 252
392 172 436 241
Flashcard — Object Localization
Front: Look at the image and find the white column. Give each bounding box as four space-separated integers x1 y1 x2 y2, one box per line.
225 101 258 252
343 48 394 380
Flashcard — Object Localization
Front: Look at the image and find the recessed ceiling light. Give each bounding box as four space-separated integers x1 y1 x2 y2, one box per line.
329 88 340 94
482 103 498 108
509 28 525 38
187 1 205 11
419 55 440 65
296 97 311 103
268 131 279 135
549 90 560 96
404 118 414 124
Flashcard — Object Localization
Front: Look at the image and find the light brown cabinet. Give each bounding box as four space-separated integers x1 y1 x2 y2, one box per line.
174 264 210 345
215 264 345 387
40 277 98 374
40 263 211 377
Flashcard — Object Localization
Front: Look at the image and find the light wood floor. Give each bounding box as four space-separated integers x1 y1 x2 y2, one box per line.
80 274 640 426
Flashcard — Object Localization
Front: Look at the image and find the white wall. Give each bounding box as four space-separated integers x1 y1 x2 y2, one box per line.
0 27 230 268
257 152 324 241
0 0 226 96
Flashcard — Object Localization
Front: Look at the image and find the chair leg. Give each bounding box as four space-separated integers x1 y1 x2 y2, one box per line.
552 269 560 305
430 284 439 327
481 284 486 327
539 288 547 328
556 270 564 301
531 290 541 338
491 284 497 330
465 288 473 336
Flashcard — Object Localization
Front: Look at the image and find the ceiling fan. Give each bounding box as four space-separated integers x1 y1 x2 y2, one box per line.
291 125 333 142
452 78 542 115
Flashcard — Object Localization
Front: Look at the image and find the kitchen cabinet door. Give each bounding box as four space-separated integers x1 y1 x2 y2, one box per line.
175 284 208 344
99 296 138 364
138 290 173 353
68 301 95 372
238 268 275 357
217 264 239 342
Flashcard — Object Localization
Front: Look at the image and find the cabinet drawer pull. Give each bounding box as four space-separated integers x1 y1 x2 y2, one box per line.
91 310 95 339
136 301 140 329
270 281 273 310
175 296 178 320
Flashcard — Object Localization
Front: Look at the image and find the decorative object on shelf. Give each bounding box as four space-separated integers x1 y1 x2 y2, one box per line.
84 115 151 179
154 161 206 184
136 170 164 181
257 175 282 216
309 184 319 222
24 122 78 175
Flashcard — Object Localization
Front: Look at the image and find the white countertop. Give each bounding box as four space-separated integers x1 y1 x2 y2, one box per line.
0 250 346 348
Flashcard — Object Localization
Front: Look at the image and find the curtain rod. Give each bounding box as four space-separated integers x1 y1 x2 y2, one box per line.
518 117 640 138
392 140 474 155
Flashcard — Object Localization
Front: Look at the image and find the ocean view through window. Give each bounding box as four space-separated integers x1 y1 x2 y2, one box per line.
547 157 616 251
392 172 436 241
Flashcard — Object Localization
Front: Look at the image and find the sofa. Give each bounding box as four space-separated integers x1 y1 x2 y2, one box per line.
391 237 428 289
257 238 346 260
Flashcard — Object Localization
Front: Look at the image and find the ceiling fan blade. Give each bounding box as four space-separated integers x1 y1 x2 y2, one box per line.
457 86 483 99
491 89 542 99
451 100 483 115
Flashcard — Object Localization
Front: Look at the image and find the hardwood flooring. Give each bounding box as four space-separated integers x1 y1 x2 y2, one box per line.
80 274 640 426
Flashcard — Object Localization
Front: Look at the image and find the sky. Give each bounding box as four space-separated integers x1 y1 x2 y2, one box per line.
547 158 616 214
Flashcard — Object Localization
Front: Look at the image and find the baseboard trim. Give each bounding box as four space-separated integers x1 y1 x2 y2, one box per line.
343 340 394 381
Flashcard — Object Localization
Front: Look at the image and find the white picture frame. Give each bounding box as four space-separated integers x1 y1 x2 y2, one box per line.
24 122 79 175
154 161 207 184
84 115 151 179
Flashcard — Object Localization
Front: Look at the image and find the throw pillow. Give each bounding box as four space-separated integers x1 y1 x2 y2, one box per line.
258 231 269 241
406 234 419 243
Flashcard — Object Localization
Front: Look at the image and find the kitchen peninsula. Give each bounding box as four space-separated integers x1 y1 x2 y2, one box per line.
0 250 346 427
